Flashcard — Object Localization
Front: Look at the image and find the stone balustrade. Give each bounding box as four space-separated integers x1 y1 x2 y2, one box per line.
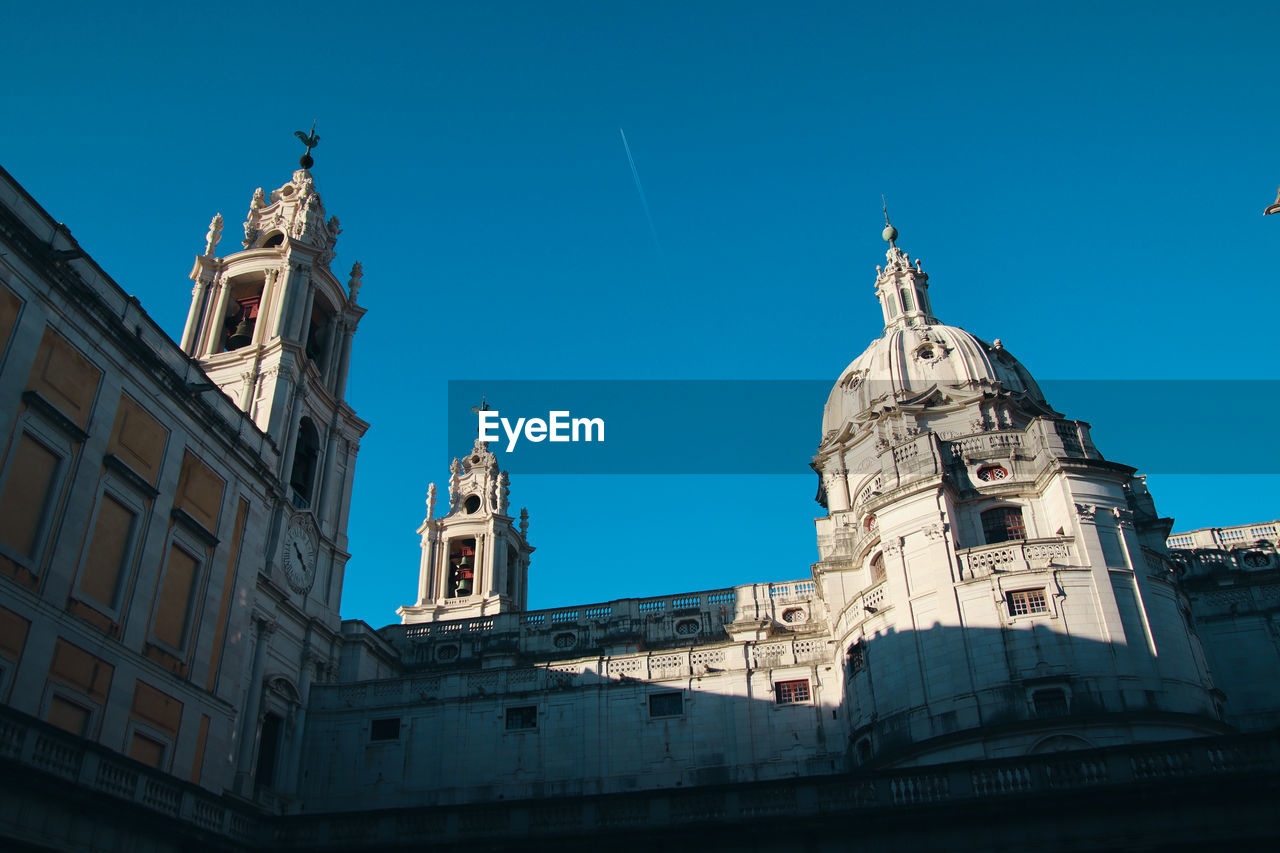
957 536 1075 580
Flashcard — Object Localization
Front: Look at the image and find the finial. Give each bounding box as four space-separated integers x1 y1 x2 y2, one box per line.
425 482 437 521
470 396 490 440
204 213 223 256
294 121 320 169
347 261 364 302
881 195 898 246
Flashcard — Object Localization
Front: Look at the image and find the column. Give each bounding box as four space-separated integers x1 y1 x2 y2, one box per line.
235 614 276 792
181 276 211 353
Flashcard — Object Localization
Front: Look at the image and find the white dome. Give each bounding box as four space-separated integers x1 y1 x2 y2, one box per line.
821 322 1050 439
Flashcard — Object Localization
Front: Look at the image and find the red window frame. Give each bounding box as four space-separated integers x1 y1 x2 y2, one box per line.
775 679 811 704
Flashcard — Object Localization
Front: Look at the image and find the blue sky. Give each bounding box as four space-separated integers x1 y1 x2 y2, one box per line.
4 2 1278 625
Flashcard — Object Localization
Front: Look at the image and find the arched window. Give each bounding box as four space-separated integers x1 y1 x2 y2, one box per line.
885 292 898 317
899 287 914 311
289 418 320 509
982 506 1027 544
869 552 886 584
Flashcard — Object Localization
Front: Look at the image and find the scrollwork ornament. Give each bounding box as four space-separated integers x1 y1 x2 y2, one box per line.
1074 502 1097 520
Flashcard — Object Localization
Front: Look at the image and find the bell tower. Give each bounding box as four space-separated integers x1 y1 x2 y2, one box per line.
181 140 368 614
397 438 534 624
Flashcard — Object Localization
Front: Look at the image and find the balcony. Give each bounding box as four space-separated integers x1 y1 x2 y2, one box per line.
957 536 1076 581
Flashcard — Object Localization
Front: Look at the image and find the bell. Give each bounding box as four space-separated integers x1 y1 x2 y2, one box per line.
457 555 473 569
456 577 472 596
227 319 253 350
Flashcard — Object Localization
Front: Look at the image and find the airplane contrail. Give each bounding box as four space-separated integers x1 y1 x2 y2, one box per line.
618 128 668 273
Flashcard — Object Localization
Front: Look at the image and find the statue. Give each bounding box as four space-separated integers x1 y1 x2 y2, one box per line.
425 483 437 521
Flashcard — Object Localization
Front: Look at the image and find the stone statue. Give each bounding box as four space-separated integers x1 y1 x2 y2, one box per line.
348 261 363 302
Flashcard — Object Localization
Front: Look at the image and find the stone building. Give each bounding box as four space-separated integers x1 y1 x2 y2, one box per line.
0 160 1277 852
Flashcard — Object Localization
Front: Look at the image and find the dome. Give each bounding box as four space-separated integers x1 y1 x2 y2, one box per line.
821 323 1050 439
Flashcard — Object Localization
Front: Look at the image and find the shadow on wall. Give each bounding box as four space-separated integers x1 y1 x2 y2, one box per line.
295 621 1228 812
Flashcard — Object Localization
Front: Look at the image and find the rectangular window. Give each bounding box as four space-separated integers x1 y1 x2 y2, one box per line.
1032 688 1069 717
46 694 91 736
0 432 61 558
370 717 401 741
649 692 683 717
847 640 865 673
505 705 537 730
1008 588 1049 617
79 494 137 608
775 679 811 705
152 544 199 650
129 731 167 768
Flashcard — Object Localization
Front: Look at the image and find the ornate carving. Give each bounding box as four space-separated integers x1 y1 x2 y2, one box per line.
883 538 903 557
204 213 223 256
425 482 437 521
519 507 529 536
348 261 364 302
923 523 947 541
497 472 510 515
1112 507 1134 524
1074 502 1097 521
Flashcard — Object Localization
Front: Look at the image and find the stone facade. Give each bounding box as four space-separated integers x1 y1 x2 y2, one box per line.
0 163 1277 851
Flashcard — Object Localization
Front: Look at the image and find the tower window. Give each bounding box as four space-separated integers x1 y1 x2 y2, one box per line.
899 288 914 311
775 679 811 705
982 506 1026 544
464 494 481 514
289 418 320 510
1008 588 1049 617
447 538 476 598
261 232 284 248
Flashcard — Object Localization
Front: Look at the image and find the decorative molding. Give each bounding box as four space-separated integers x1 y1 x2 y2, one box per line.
170 506 220 547
21 390 89 442
103 453 160 498
1074 502 1098 521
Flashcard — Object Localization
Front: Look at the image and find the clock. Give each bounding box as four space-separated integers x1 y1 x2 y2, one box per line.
282 514 318 594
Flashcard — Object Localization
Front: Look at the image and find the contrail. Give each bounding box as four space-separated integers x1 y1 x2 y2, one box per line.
618 128 668 274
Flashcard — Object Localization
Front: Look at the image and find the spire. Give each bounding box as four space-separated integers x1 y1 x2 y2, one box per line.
295 122 320 170
871 209 936 328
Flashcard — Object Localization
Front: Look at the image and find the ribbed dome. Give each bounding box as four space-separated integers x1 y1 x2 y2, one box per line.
821 323 1050 439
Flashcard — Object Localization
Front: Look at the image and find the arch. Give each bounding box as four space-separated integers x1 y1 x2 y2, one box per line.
261 231 285 249
981 505 1027 544
289 418 321 509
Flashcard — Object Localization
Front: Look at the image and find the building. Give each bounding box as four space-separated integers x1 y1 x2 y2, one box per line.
0 160 1277 851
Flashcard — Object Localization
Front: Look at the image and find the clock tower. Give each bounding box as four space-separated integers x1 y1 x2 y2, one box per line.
181 154 368 612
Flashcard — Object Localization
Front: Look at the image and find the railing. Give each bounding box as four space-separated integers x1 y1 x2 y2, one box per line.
267 732 1280 847
957 537 1075 580
384 581 820 648
0 705 260 843
1165 521 1279 551
944 430 1024 464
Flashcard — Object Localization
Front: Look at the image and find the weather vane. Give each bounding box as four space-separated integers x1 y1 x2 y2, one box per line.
881 194 898 247
295 121 320 169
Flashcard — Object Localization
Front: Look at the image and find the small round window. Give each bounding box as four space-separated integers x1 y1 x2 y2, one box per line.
675 619 700 635
553 632 577 648
782 608 805 624
976 465 1009 482
436 645 459 661
464 494 481 514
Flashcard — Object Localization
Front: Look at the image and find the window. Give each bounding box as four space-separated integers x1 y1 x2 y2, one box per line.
781 608 805 624
447 538 477 598
982 506 1026 544
775 679 811 705
152 544 200 650
1032 688 1069 718
1008 588 1049 617
976 465 1008 482
847 640 865 673
78 492 138 609
649 692 683 717
129 731 167 768
869 552 886 584
289 418 320 509
675 619 700 635
899 287 914 311
370 717 401 741
506 706 537 730
46 694 91 736
255 713 282 788
0 432 63 560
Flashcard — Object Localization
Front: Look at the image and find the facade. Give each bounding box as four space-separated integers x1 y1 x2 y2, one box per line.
0 160 1278 851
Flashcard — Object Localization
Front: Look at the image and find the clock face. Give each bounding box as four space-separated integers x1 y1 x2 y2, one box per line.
283 514 318 594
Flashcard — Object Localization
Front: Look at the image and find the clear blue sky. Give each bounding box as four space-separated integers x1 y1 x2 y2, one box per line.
4 2 1277 626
